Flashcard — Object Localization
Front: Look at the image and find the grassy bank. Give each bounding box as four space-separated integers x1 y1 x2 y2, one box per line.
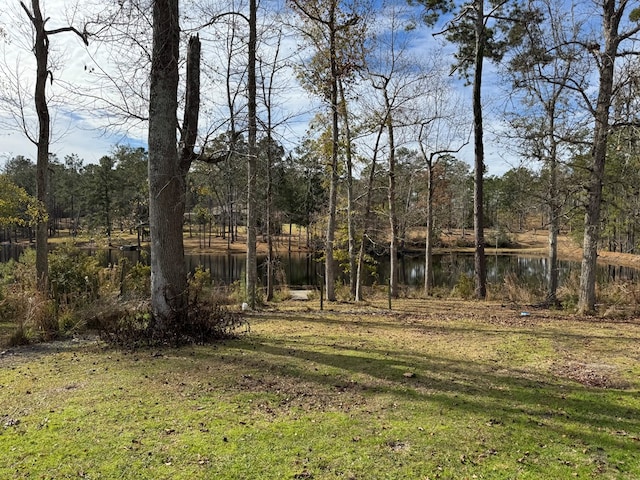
1 299 639 479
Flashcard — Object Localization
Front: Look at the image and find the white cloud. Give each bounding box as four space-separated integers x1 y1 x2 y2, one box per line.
0 0 518 176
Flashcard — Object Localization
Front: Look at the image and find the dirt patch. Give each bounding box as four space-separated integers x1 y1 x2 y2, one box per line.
552 361 630 389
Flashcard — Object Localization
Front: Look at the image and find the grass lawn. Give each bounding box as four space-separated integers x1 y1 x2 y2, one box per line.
1 298 639 479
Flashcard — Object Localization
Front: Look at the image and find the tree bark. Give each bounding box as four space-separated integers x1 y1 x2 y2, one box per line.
325 5 339 302
384 89 399 299
547 110 559 304
148 0 187 325
578 1 623 314
30 0 50 293
424 159 434 296
246 0 258 308
355 123 384 302
472 0 487 299
21 0 87 293
266 140 274 301
339 80 357 299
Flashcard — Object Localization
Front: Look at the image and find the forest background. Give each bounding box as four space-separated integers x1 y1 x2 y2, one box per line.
1 0 640 336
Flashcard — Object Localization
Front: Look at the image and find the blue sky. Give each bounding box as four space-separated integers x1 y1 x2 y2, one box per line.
0 0 536 177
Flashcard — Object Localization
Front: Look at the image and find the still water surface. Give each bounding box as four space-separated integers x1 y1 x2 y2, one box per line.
2 244 637 288
99 248 640 288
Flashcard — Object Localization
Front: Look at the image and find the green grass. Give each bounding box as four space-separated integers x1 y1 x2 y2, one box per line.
1 299 639 479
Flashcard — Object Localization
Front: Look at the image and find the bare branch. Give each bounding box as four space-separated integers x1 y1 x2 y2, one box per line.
45 26 89 45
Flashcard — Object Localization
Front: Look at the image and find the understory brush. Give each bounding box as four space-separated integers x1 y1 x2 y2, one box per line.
0 251 57 344
0 246 246 348
493 272 546 305
95 298 248 349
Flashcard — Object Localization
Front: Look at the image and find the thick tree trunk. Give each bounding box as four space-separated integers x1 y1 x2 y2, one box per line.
578 2 619 314
472 0 487 299
148 0 186 325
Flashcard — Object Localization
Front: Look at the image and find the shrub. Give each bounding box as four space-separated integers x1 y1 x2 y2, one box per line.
228 276 264 308
188 265 211 300
0 252 58 343
121 261 151 298
57 307 84 334
487 227 514 248
97 268 248 348
49 243 100 308
452 273 474 299
498 272 544 304
557 271 580 311
97 299 249 348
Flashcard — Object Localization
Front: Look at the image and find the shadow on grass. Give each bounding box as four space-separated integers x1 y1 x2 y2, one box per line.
258 311 640 348
221 333 640 454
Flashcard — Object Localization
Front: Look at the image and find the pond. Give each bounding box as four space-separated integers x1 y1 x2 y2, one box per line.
115 248 640 289
2 243 638 289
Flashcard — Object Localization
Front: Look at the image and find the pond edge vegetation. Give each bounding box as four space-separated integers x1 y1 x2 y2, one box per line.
2 237 640 350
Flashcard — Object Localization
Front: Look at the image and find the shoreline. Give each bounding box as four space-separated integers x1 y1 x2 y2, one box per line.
6 229 640 270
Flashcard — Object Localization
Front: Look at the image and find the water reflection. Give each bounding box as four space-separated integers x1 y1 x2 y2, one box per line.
154 250 640 288
2 243 638 288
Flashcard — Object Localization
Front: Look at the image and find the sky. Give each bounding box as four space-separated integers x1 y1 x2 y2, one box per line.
0 0 533 177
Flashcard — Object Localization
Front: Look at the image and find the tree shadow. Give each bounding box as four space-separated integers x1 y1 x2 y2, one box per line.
221 333 640 453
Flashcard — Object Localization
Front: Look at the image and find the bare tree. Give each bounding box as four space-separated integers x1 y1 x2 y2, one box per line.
257 27 289 301
354 112 385 302
414 78 468 296
289 0 363 302
17 1 88 292
505 0 589 304
363 3 432 298
148 0 202 325
577 0 640 314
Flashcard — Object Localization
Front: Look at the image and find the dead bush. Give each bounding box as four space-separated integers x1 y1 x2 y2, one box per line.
96 297 249 348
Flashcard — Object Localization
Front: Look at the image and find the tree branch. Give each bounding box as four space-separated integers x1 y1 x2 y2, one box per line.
45 26 89 45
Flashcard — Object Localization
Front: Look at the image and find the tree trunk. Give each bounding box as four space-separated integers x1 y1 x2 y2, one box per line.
547 117 559 304
148 0 186 325
547 162 559 304
263 36 281 302
355 124 383 301
325 10 339 302
472 0 487 299
384 89 399 299
31 0 49 293
424 160 434 296
339 80 357 299
578 2 619 314
266 152 274 301
246 0 258 309
20 1 87 292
